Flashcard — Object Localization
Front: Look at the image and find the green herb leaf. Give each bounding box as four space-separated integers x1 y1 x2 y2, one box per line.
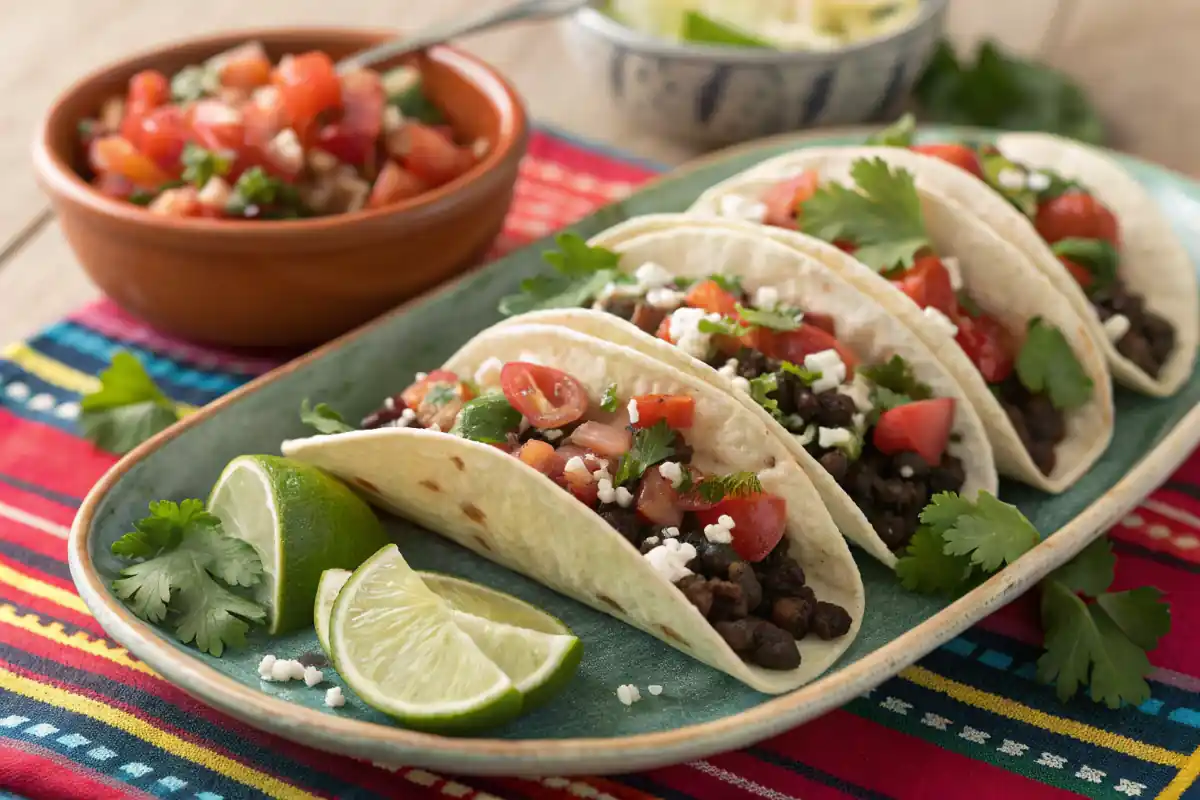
600 383 620 413
697 316 750 337
299 400 356 435
390 83 445 125
449 394 522 444
170 65 217 103
613 420 675 486
860 355 933 401
1050 238 1119 294
871 386 915 414
110 500 265 657
226 167 306 217
696 471 763 503
181 143 233 188
780 361 821 385
736 303 801 332
708 274 744 295
979 150 1040 217
1047 536 1115 597
681 10 772 48
498 233 624 315
799 158 931 272
938 491 1042 572
913 39 1103 145
1015 317 1094 411
895 527 975 594
747 373 780 419
866 113 916 147
79 351 181 454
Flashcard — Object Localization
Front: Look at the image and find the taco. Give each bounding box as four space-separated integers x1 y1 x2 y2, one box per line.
828 129 1196 397
685 149 1114 493
282 322 864 693
496 222 998 567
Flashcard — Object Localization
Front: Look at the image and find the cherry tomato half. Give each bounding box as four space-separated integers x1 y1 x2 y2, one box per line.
694 492 788 563
126 70 170 116
955 314 1015 384
762 324 858 377
762 170 820 229
684 279 740 316
910 143 984 179
272 51 342 138
1035 192 1120 247
873 397 956 466
635 466 684 527
500 362 589 429
631 394 695 430
892 255 957 317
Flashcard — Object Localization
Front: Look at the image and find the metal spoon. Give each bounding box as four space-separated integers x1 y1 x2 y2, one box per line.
337 0 591 72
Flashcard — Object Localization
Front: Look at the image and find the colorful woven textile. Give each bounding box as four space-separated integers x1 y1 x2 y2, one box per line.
0 127 1198 800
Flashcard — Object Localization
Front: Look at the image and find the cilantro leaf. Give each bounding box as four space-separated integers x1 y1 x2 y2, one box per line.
1015 317 1093 411
871 386 915 414
866 113 916 147
449 394 521 444
735 303 800 332
696 471 763 503
300 400 356 435
780 361 821 386
600 383 620 413
978 150 1040 218
697 316 750 337
613 420 675 486
1047 536 1114 597
170 65 218 103
1096 587 1171 652
110 500 265 657
939 491 1041 572
895 527 974 594
799 158 931 272
747 373 780 418
79 351 181 454
498 234 624 315
1050 238 1119 294
860 355 932 401
181 143 233 188
226 167 306 218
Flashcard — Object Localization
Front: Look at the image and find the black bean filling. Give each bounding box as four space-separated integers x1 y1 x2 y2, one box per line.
719 348 964 552
362 393 406 429
1091 279 1175 378
993 376 1066 476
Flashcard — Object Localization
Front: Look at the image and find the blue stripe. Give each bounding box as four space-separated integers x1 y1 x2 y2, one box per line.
0 366 83 434
0 470 82 508
0 540 73 582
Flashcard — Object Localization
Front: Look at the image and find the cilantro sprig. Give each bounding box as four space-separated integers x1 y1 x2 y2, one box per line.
698 316 750 337
860 355 932 415
747 373 780 419
181 143 233 189
896 492 1170 708
799 158 931 272
695 471 763 503
498 233 624 316
780 361 821 386
600 383 620 413
300 400 356 435
866 113 916 147
735 303 801 332
1050 238 1119 295
111 500 265 657
80 351 182 454
1015 318 1093 410
613 420 675 486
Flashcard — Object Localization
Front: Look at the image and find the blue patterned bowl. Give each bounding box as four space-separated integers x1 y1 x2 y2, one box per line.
567 1 948 145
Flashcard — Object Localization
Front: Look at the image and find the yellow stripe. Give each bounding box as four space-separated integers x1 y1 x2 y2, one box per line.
1158 746 1200 799
0 603 154 675
902 666 1186 767
0 665 320 799
2 343 197 415
0 563 91 615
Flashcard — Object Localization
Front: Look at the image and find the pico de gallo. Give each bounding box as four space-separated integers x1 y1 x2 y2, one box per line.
76 41 485 219
304 362 854 670
712 157 1095 476
870 124 1176 381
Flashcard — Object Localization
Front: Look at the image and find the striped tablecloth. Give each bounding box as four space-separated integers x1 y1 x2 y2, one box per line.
0 127 1198 800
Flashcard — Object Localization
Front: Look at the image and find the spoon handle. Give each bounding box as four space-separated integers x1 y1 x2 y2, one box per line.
337 0 590 72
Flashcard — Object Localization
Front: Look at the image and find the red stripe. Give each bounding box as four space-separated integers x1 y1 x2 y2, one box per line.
708 749 859 800
0 411 117 499
0 740 152 800
763 710 1083 799
0 554 74 595
1111 552 1200 677
0 591 100 637
644 762 759 800
1149 487 1200 523
0 520 69 566
0 480 76 526
526 133 659 183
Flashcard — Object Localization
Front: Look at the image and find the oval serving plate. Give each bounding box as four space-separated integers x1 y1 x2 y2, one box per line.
69 127 1200 777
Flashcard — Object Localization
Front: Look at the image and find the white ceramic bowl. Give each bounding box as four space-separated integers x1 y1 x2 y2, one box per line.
568 1 949 145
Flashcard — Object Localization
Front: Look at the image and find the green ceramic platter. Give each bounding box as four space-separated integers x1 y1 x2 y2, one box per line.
70 127 1200 776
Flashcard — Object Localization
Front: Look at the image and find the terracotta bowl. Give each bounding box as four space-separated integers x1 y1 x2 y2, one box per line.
33 28 529 348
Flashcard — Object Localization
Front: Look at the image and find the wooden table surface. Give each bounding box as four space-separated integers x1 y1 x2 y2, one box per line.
2 0 1194 345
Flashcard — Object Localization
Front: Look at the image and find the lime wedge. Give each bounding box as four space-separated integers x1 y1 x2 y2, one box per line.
328 545 522 731
208 455 389 634
316 568 582 709
681 10 773 48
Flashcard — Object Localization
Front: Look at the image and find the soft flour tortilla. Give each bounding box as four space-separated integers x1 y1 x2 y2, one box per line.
682 149 1115 494
283 323 864 694
991 133 1198 397
496 222 998 569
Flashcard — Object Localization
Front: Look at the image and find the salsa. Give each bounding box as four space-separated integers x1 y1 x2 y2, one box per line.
77 41 485 220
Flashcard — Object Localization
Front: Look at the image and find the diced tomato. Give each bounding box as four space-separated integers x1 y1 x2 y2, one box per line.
566 478 600 507
92 173 135 200
124 105 189 171
313 69 386 167
684 279 739 316
910 143 984 179
517 440 566 479
631 394 695 430
188 99 246 153
635 467 684 528
695 493 787 563
568 421 632 458
803 312 836 336
500 363 589 429
1057 255 1093 289
955 314 1015 383
892 255 957 317
367 161 427 209
873 397 956 466
387 123 473 186
400 369 474 431
242 88 286 148
272 51 342 137
89 136 172 187
761 170 820 229
655 316 674 343
126 70 170 115
762 324 858 377
147 187 201 217
214 42 273 90
1035 192 1120 247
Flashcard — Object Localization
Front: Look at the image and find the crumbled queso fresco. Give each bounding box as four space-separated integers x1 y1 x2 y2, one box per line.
325 687 345 708
627 398 640 425
644 539 697 582
258 654 324 688
703 514 736 544
658 461 684 488
668 307 723 360
804 349 846 394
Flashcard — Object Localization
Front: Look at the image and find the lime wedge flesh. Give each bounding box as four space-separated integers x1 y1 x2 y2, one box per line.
207 454 389 635
317 568 581 709
328 545 522 731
